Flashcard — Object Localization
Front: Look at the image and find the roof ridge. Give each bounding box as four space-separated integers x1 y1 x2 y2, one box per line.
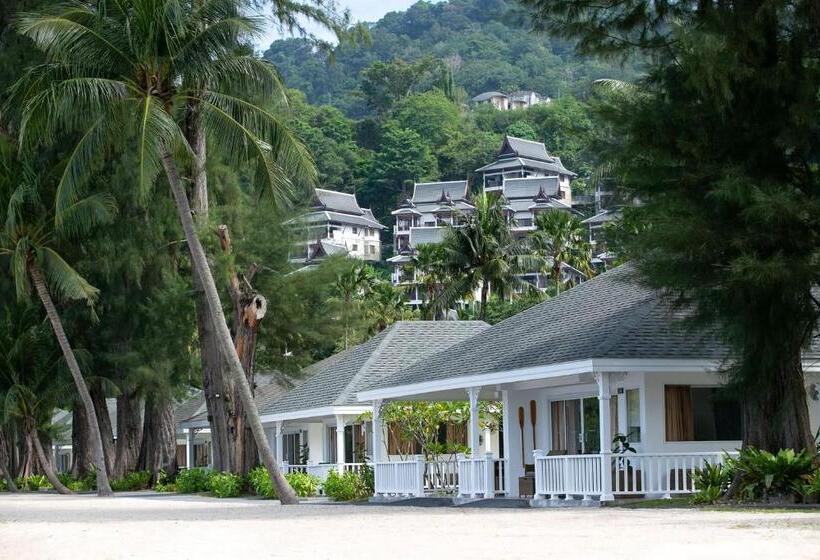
334 326 399 405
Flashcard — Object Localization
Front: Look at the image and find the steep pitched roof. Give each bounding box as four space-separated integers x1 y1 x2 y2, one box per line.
412 181 469 204
472 91 507 102
314 188 364 216
259 321 490 416
503 176 560 199
367 265 731 391
501 136 551 161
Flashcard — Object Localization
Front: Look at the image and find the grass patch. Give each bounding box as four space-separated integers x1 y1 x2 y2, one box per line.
614 498 693 509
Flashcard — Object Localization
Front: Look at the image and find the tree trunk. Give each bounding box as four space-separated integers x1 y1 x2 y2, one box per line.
217 225 266 476
28 260 113 496
160 150 297 504
70 400 92 479
479 281 489 320
185 104 234 473
113 390 143 478
0 429 18 492
20 430 35 478
741 351 815 452
30 428 72 495
90 384 115 476
137 394 176 482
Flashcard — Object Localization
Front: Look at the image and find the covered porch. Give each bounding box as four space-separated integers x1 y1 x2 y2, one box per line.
359 362 742 505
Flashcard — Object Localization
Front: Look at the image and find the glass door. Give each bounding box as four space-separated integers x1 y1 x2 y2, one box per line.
582 398 600 454
551 397 599 454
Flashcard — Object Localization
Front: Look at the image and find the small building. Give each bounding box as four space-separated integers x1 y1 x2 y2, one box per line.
477 135 576 193
288 188 384 264
357 264 820 504
471 91 509 110
472 90 550 111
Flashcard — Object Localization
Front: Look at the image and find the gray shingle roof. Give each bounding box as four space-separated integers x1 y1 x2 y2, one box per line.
259 321 490 416
315 188 363 215
412 181 468 204
472 91 507 102
504 136 551 161
582 209 622 226
368 265 730 390
503 176 560 199
410 226 446 246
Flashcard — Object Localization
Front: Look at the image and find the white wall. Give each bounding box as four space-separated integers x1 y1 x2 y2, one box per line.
328 223 381 261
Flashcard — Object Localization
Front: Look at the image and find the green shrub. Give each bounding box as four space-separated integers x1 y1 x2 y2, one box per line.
175 468 212 494
794 468 820 501
24 474 50 491
111 471 151 492
0 478 7 491
728 447 815 501
248 467 319 498
323 470 370 502
691 485 723 505
67 480 89 492
154 482 177 493
207 472 243 498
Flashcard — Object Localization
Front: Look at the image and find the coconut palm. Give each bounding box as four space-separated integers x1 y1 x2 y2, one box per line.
0 175 115 495
10 0 315 503
530 211 594 293
440 194 533 320
409 242 450 320
333 264 377 348
365 281 406 333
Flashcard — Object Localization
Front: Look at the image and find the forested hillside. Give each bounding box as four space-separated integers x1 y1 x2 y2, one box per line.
264 0 641 117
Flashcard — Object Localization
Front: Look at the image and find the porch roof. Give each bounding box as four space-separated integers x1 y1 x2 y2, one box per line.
358 265 731 399
258 321 489 421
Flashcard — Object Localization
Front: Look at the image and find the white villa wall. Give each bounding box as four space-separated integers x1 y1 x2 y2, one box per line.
806 371 820 435
328 223 381 261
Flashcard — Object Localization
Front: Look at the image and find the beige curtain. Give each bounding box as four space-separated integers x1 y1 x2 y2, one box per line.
550 402 565 452
665 385 694 441
610 397 619 442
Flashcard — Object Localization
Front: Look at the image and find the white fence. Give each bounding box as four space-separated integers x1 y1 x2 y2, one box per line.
458 454 507 498
374 458 425 497
424 458 459 494
611 452 733 497
534 453 603 499
281 463 365 480
533 451 735 500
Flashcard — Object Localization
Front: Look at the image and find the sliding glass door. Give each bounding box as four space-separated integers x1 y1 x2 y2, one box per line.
551 397 609 454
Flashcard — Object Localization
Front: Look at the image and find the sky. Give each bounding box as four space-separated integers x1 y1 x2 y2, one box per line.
253 0 419 52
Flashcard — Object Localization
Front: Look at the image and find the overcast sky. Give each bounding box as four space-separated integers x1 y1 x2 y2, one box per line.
254 1 420 52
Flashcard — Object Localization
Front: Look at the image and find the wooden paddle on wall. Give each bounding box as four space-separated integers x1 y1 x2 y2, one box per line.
518 406 525 467
530 400 537 450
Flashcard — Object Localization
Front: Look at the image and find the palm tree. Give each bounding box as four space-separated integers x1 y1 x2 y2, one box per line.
410 243 449 320
0 172 116 496
333 264 377 348
440 194 532 320
365 281 406 333
530 211 594 293
11 0 316 503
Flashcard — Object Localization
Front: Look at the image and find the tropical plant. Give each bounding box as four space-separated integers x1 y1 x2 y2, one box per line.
11 0 313 503
439 194 533 320
332 264 377 349
794 469 820 502
691 485 722 505
323 469 370 501
0 167 115 495
409 242 450 320
530 211 593 293
364 281 407 333
110 470 152 492
175 467 212 494
727 448 815 501
207 471 243 498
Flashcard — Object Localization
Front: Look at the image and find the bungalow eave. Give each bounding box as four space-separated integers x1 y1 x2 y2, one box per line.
259 405 371 425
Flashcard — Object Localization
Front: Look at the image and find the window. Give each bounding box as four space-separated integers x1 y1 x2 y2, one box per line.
369 245 376 254
352 226 358 234
283 432 302 464
626 389 641 442
352 244 358 252
665 385 741 441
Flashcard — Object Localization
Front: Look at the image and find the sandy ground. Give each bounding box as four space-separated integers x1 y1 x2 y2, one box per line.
1 493 818 560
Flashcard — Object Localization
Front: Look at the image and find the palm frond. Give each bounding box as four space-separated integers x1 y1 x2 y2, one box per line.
37 247 99 303
55 193 118 239
136 94 192 202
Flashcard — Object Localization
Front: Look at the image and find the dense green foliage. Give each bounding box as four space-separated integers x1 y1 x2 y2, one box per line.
323 469 373 501
248 466 319 498
207 472 244 498
109 471 152 492
175 468 213 494
264 0 641 117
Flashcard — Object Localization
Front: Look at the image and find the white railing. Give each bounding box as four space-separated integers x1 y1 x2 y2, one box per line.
424 458 459 494
611 452 735 497
533 452 603 499
374 457 425 497
458 454 505 498
281 463 365 480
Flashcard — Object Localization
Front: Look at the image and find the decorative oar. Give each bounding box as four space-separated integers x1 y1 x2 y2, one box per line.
518 406 525 467
530 400 537 451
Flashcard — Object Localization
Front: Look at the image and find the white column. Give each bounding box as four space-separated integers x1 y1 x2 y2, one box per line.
186 429 195 469
335 415 347 473
596 372 614 502
617 389 628 441
501 390 514 496
274 421 284 463
371 400 383 463
467 387 481 457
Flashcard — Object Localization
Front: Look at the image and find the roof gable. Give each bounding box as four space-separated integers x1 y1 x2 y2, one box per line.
314 188 364 216
412 181 469 204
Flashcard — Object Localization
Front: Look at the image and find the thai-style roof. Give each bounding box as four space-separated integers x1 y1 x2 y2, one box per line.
363 264 733 392
476 157 576 177
409 226 447 246
313 188 364 216
412 181 469 204
258 321 490 416
476 136 577 177
296 211 385 229
472 91 508 102
502 176 560 199
582 209 623 226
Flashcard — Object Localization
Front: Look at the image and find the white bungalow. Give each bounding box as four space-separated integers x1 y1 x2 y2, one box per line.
357 265 820 505
255 321 491 483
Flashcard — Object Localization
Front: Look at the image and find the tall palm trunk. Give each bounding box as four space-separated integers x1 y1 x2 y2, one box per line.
161 151 298 504
30 426 72 494
90 384 115 475
27 261 114 496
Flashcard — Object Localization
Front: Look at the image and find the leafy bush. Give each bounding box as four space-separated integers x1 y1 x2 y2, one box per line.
691 485 723 505
154 482 177 493
794 468 820 501
248 467 319 498
693 461 733 493
175 468 212 494
0 478 7 491
728 448 815 501
110 471 151 492
323 470 370 502
207 472 243 498
22 474 50 491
